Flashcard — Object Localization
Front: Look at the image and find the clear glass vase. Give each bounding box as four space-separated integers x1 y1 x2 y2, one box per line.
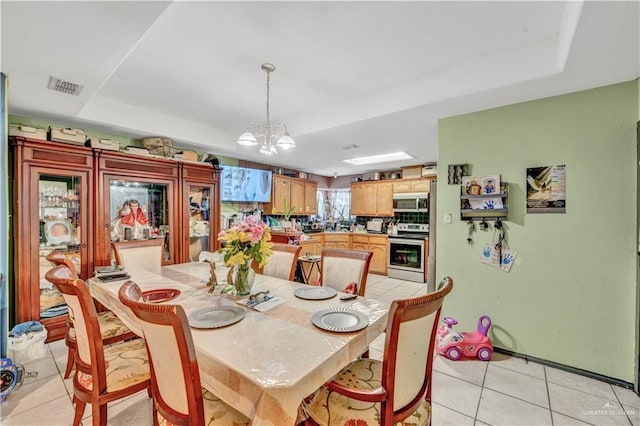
233 260 255 296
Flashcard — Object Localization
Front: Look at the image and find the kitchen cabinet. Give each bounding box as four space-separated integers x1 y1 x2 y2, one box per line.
323 233 351 249
392 178 434 193
11 138 94 342
304 181 318 214
352 234 387 274
266 175 317 216
350 181 393 216
290 179 305 214
350 184 366 216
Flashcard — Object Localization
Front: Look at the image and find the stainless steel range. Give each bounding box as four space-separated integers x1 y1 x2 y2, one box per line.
387 223 428 283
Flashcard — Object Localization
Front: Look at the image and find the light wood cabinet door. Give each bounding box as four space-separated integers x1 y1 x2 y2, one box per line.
392 181 412 193
290 179 305 214
411 178 433 192
351 242 368 252
363 184 377 215
270 175 290 214
350 184 365 215
304 181 317 214
376 182 393 216
392 178 434 193
323 234 351 249
369 243 387 274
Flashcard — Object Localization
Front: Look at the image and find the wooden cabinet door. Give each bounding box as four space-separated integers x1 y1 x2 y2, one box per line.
350 184 365 215
290 179 305 214
411 179 432 192
369 243 387 274
392 181 412 193
363 184 377 215
376 182 393 215
270 175 290 214
304 181 317 214
351 235 368 253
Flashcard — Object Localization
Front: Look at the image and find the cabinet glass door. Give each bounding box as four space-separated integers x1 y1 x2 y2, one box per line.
39 174 81 320
109 179 171 262
187 184 212 261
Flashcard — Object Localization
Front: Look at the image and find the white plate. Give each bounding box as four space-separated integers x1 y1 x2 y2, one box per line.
294 286 337 300
188 306 246 329
311 307 369 333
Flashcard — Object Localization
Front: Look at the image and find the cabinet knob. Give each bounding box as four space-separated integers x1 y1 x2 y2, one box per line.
104 223 110 228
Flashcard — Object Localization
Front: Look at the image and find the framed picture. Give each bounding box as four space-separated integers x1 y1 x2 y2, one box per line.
45 220 72 245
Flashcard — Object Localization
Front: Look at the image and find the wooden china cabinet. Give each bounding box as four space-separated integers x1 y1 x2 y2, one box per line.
11 136 221 341
11 138 94 341
180 162 221 261
93 150 180 267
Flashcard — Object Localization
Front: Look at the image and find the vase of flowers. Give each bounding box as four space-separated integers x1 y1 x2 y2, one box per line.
217 215 273 296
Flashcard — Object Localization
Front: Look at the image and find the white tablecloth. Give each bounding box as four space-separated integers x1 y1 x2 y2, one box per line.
89 262 388 425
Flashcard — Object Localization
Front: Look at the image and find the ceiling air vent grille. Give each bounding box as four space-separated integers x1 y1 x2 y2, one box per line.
47 76 83 96
338 144 359 150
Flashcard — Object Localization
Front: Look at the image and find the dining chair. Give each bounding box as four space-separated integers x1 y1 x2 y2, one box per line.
303 277 453 426
44 265 151 426
118 281 251 426
261 243 302 281
320 248 373 296
45 252 136 379
111 238 164 274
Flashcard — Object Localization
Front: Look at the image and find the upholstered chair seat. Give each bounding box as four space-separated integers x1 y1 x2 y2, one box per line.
157 388 249 425
75 339 150 393
304 358 432 426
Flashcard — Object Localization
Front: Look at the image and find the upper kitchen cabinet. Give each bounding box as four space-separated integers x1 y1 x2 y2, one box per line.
304 181 318 215
391 178 435 193
266 175 317 215
350 181 393 216
11 137 94 342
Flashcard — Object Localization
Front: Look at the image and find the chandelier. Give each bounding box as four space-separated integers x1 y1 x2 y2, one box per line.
237 63 295 156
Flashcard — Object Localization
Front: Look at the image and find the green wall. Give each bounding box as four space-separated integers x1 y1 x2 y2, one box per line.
437 80 638 383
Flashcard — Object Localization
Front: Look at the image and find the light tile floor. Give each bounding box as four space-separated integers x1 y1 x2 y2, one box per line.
2 274 638 425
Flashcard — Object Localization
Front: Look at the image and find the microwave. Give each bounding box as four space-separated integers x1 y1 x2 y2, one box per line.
392 192 429 212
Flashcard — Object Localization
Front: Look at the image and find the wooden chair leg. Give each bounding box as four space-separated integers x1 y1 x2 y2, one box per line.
72 399 86 426
64 345 76 379
92 403 107 426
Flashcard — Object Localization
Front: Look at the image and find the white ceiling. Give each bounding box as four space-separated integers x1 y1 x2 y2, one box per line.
2 1 638 177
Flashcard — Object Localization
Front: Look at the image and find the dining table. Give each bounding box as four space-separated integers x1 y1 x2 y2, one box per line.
88 262 389 425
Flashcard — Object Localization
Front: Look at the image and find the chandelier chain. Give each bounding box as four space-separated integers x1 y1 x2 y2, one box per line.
265 69 271 138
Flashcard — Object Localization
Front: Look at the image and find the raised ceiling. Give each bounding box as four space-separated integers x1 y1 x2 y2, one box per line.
2 1 638 177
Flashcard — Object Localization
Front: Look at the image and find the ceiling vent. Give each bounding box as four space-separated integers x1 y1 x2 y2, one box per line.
338 144 359 150
47 76 83 96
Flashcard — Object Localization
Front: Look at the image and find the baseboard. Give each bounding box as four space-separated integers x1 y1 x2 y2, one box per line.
493 347 635 391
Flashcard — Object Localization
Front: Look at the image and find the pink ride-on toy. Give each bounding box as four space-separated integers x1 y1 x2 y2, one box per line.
436 315 493 361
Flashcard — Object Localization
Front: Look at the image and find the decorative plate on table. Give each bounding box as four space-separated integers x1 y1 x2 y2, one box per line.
311 307 369 333
142 289 181 303
294 286 337 300
188 306 246 329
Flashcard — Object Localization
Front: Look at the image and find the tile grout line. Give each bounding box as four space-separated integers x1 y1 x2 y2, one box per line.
473 360 489 424
544 365 554 426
